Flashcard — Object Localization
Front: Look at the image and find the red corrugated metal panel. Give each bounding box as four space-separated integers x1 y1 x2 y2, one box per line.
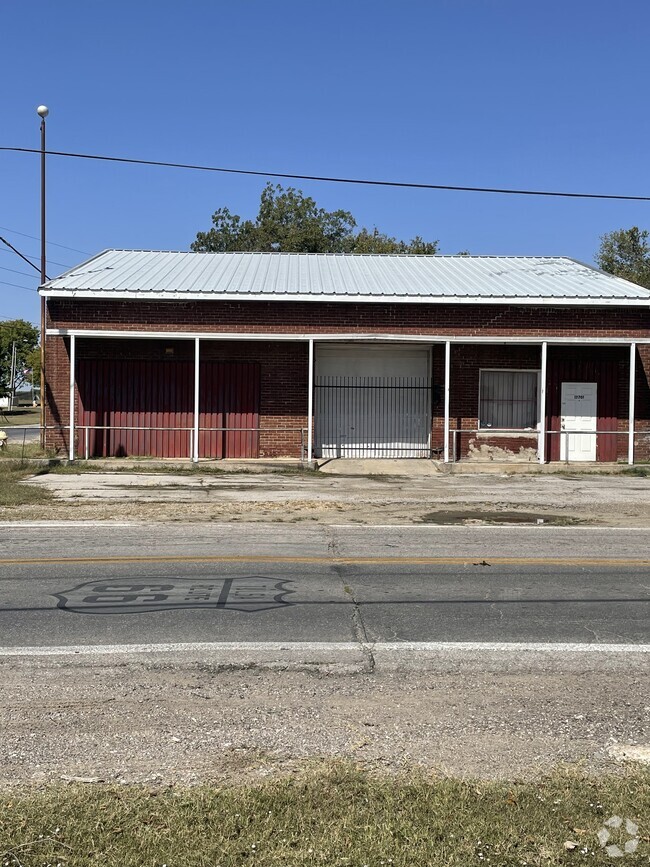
198 362 260 458
545 357 618 462
78 359 260 459
77 359 193 458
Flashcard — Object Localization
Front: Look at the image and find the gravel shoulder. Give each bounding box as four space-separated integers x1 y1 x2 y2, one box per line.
2 656 648 786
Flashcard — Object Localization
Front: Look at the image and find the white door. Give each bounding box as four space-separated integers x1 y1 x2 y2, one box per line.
560 382 597 461
314 345 431 458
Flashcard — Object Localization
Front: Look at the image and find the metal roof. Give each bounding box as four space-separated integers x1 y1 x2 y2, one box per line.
40 250 650 306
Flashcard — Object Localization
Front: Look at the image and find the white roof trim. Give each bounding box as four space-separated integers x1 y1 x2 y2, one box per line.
40 290 650 307
45 328 649 345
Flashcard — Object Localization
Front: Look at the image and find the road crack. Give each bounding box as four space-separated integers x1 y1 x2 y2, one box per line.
326 527 375 673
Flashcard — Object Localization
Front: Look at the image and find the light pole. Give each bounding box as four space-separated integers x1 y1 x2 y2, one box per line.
37 104 48 441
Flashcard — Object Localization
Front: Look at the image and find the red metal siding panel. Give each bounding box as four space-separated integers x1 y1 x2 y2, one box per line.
199 361 260 459
78 358 261 459
599 361 618 462
545 356 619 462
78 359 193 458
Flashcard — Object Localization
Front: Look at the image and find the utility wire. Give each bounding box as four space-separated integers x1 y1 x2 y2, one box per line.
0 236 47 278
2 144 650 202
0 224 88 255
0 280 39 293
0 248 69 270
0 264 38 279
0 237 71 273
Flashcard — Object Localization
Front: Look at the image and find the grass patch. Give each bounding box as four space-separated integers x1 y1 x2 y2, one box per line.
0 461 52 507
0 408 41 427
621 466 650 478
46 461 323 478
0 442 52 461
0 765 648 866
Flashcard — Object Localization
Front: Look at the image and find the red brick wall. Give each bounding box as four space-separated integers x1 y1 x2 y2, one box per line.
44 336 71 449
431 344 542 460
47 298 650 338
44 299 650 460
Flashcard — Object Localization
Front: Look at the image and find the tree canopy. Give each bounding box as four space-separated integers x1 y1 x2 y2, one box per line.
191 183 438 255
0 319 39 396
595 226 650 289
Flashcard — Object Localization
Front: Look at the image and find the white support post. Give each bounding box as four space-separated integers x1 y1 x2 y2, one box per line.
538 341 547 464
193 337 200 463
68 334 76 461
306 339 314 463
443 341 451 463
628 342 636 465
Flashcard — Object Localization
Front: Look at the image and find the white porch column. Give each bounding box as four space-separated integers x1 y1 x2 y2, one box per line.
443 340 451 463
538 341 548 464
68 334 76 461
628 342 636 465
306 338 314 462
193 337 200 463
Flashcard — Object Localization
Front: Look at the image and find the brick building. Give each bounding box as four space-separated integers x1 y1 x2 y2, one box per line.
40 250 650 464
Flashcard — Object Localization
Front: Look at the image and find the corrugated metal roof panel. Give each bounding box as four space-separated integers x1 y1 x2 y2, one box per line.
40 250 650 304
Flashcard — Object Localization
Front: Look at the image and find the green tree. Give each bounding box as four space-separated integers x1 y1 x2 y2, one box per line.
192 183 438 255
350 227 437 255
0 319 39 396
596 227 650 289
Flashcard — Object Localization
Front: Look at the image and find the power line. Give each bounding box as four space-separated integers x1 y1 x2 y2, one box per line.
0 237 69 272
0 224 89 255
0 264 37 279
0 279 39 293
0 236 45 276
2 144 650 202
0 248 70 269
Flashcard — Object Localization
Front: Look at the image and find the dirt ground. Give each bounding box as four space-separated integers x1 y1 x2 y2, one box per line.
7 467 650 525
2 656 649 786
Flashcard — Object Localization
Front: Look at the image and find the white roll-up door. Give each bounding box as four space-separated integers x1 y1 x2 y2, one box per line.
314 345 432 458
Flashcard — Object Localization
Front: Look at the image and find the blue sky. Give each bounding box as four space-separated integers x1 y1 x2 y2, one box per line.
2 0 649 324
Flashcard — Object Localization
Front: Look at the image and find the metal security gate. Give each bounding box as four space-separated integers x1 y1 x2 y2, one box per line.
314 376 432 458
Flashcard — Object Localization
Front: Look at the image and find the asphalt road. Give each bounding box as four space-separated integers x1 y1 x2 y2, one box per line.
1 523 649 650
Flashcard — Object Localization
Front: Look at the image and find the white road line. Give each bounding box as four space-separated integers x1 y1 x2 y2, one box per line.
1 522 650 531
0 641 648 657
0 522 135 528
0 641 360 657
329 525 650 531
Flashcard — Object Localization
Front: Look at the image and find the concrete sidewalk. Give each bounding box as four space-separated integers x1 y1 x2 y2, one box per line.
13 464 650 525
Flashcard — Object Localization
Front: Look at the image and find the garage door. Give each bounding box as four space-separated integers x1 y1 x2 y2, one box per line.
314 346 431 458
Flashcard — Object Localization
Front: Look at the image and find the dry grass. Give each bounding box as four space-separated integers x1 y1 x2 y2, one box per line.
46 460 322 477
0 408 41 427
0 461 52 507
0 764 648 865
622 465 650 477
0 443 52 461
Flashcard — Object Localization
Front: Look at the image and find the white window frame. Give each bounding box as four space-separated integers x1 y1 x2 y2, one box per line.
478 368 541 431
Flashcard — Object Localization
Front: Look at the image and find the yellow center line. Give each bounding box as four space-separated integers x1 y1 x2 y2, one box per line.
0 555 649 567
